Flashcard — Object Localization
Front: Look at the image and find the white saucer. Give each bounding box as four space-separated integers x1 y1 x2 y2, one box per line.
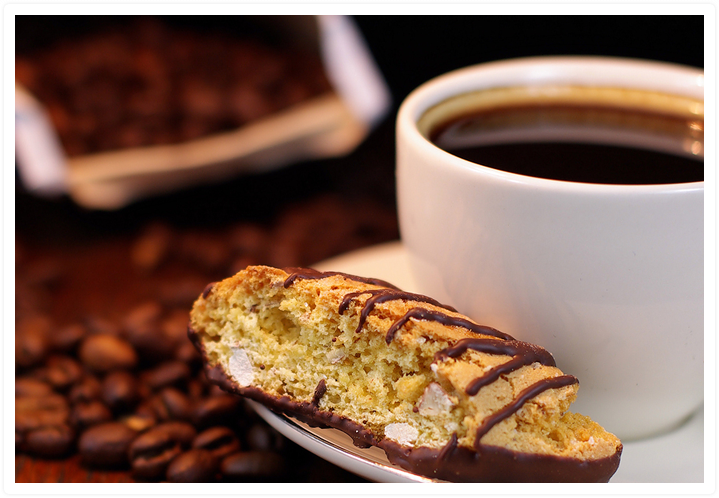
252 241 705 483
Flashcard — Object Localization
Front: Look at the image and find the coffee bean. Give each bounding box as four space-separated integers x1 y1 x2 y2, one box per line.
15 394 70 433
142 361 191 391
192 426 241 460
130 223 173 272
124 301 163 333
129 430 182 480
120 412 156 433
78 334 138 372
153 421 197 447
78 421 138 468
147 387 193 421
127 420 194 479
52 323 87 353
23 424 75 458
101 370 139 412
68 375 102 403
70 400 113 428
192 394 242 429
162 309 190 341
166 448 218 482
15 394 69 413
175 341 202 370
124 324 174 363
15 377 54 398
42 355 84 391
15 316 51 368
220 451 285 479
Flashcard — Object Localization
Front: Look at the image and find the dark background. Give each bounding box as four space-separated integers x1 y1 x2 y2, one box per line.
16 14 704 239
355 15 703 104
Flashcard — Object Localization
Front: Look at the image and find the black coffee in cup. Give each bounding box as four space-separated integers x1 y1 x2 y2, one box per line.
423 86 704 185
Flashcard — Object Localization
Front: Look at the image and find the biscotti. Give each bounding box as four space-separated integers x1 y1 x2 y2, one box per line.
188 265 622 482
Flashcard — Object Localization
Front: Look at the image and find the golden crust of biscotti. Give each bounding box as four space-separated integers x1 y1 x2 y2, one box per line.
189 265 622 482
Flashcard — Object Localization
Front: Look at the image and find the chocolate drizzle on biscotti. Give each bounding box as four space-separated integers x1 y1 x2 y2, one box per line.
311 378 327 407
386 308 514 344
436 337 557 394
283 267 400 290
339 289 457 333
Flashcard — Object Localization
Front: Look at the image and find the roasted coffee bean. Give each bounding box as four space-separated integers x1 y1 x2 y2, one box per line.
166 448 218 483
125 327 175 363
78 334 138 372
70 400 113 428
23 424 75 458
152 421 197 447
52 323 87 352
192 426 241 459
130 223 174 272
128 420 195 479
15 316 51 368
245 423 284 452
68 375 102 403
101 370 139 412
161 309 191 342
78 421 138 468
175 341 202 370
129 431 182 480
15 394 70 433
220 451 285 479
15 377 54 398
120 412 156 433
16 409 70 434
15 393 69 413
42 355 84 391
124 301 163 333
142 361 191 391
192 394 242 429
147 387 193 421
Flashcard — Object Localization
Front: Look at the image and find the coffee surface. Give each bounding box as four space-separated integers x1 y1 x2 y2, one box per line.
430 105 704 185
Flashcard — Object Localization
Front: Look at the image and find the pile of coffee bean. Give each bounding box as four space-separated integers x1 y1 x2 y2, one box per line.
15 299 289 482
15 193 398 482
15 17 332 156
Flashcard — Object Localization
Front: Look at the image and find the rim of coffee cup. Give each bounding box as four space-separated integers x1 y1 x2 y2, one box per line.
397 55 704 194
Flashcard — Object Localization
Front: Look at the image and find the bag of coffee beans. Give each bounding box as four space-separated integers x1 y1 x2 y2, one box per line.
15 15 390 209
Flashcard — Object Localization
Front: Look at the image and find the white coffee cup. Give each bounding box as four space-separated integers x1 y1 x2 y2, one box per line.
396 56 703 441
